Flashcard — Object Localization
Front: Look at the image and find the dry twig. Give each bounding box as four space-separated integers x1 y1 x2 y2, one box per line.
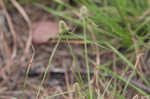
128 25 142 71
88 24 101 96
10 0 32 58
0 0 17 75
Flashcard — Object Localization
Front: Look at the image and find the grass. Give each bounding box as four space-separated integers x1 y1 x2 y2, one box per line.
21 0 150 98
81 8 93 98
36 35 62 98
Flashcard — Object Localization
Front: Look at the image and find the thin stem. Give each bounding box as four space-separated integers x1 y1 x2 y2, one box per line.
36 36 61 98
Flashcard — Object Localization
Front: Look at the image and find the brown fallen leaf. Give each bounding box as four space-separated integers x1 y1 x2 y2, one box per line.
32 20 59 44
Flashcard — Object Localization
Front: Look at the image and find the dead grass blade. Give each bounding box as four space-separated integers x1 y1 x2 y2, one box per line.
0 0 18 75
128 25 142 71
88 24 101 96
10 0 32 57
0 0 17 59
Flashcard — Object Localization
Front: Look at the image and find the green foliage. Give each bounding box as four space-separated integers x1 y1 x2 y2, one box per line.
32 0 150 98
80 0 149 49
34 0 149 50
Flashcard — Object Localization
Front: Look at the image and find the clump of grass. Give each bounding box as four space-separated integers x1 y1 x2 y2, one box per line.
32 0 150 98
35 0 150 49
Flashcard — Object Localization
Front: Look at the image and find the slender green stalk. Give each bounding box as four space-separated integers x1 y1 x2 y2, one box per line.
66 38 85 88
21 46 35 99
36 36 61 98
82 16 93 98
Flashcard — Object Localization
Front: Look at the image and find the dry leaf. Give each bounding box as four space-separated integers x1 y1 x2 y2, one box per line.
32 20 59 44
